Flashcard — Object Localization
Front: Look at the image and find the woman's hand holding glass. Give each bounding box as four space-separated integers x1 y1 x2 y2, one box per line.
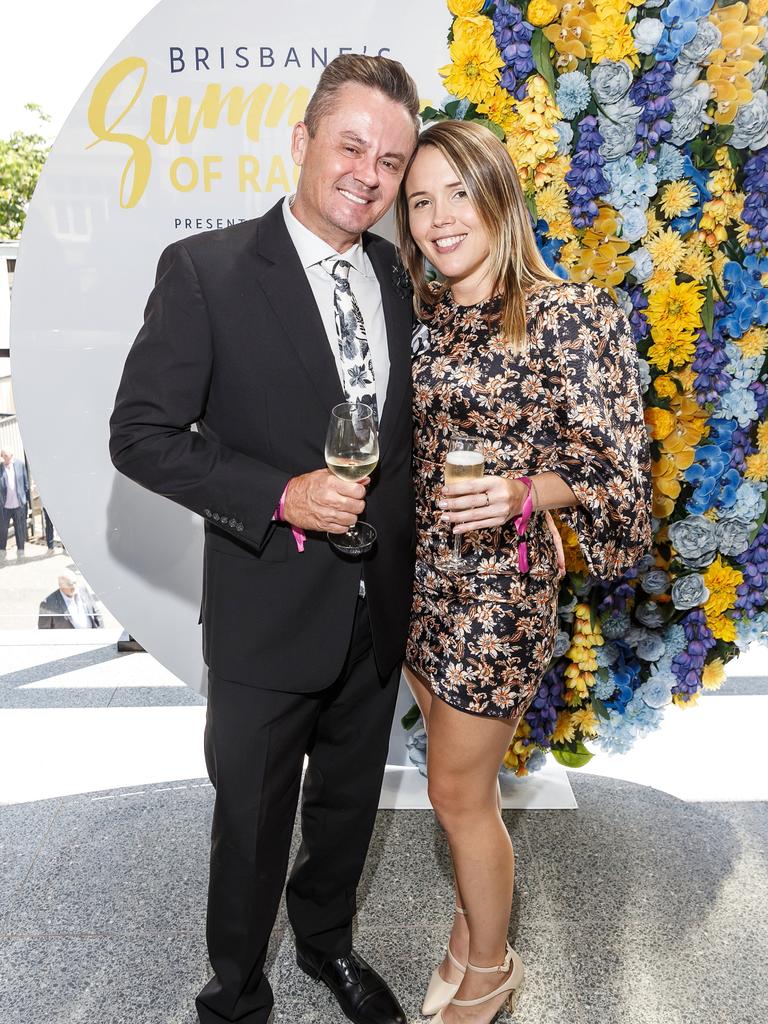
439 476 529 533
440 476 567 577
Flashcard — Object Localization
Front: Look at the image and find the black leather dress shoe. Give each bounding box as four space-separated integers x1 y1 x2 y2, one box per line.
295 945 406 1024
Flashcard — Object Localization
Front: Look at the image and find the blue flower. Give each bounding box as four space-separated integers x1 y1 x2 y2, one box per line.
555 71 591 120
603 155 658 212
621 207 650 244
656 141 685 181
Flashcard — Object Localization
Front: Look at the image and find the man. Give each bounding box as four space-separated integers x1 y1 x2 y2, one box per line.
38 572 103 629
0 448 29 559
110 55 419 1024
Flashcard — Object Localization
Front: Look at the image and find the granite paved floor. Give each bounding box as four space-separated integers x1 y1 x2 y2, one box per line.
1 644 767 1024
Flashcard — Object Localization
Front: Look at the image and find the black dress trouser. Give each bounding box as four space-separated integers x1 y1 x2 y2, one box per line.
196 597 400 1024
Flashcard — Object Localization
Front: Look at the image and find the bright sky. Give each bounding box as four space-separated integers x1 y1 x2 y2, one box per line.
1 1 159 140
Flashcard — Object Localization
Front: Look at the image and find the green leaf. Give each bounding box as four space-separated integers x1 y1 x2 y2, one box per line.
530 28 556 99
702 277 714 338
444 100 461 118
524 192 539 223
422 106 451 124
0 104 51 238
476 117 505 141
400 703 422 731
592 696 611 721
552 744 594 769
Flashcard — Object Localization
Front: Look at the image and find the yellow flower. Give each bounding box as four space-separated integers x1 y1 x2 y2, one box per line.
679 241 713 282
452 13 496 46
552 515 588 573
653 374 680 401
712 248 728 286
589 10 640 67
570 706 600 737
702 659 727 691
673 691 700 708
645 227 686 274
476 86 517 135
660 180 697 219
528 0 559 25
563 604 603 705
645 406 676 441
758 419 768 452
448 0 485 14
505 718 534 776
543 6 592 72
552 711 576 744
558 239 582 269
737 326 768 359
504 76 562 184
642 208 664 240
440 26 503 104
702 557 743 640
746 452 768 480
536 180 574 239
651 453 682 518
645 280 705 370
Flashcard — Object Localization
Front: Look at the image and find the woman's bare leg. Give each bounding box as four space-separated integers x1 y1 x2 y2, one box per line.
403 665 469 984
426 697 521 1023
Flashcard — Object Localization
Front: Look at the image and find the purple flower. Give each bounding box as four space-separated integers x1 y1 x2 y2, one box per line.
565 115 609 229
671 609 716 701
524 664 566 748
734 525 768 620
493 0 534 101
741 150 768 255
628 60 674 160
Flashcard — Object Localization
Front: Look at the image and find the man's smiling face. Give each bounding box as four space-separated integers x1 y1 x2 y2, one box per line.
290 82 417 252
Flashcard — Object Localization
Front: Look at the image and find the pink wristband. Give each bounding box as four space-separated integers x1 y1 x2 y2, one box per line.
513 476 534 574
274 481 305 552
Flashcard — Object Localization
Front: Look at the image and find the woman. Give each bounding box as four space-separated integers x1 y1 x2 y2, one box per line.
394 120 652 1024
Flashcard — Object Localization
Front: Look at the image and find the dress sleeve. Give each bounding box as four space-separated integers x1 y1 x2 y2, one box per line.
536 284 653 580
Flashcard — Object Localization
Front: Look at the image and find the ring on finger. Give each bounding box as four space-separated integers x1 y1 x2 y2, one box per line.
484 492 490 507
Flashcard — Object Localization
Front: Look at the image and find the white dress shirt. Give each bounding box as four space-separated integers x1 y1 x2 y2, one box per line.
62 590 91 629
3 464 19 510
282 196 390 418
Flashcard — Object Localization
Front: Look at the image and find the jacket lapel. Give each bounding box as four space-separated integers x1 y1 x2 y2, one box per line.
253 201 345 418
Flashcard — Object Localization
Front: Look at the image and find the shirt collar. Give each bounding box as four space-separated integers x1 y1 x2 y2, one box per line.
282 196 371 279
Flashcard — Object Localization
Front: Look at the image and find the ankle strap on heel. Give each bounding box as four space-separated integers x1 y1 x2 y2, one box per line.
466 943 513 975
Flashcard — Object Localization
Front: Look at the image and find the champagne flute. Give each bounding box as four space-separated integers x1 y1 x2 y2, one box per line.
325 401 379 555
435 435 484 574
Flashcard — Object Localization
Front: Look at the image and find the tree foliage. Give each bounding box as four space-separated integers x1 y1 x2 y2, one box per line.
0 104 51 239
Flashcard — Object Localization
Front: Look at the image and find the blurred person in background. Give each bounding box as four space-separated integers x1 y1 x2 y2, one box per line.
0 448 29 559
38 571 103 629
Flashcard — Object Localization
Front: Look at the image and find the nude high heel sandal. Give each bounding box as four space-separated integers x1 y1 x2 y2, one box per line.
421 906 468 1017
431 942 525 1024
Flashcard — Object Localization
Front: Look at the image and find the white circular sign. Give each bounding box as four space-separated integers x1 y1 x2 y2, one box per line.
12 0 450 693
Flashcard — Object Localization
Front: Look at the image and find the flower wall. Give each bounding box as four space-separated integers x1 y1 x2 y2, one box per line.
407 0 768 776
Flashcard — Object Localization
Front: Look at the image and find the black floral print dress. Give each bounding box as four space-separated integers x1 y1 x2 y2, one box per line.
406 280 652 720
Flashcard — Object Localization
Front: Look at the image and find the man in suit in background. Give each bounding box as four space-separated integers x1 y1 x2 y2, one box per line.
110 54 419 1024
38 572 103 629
0 448 29 559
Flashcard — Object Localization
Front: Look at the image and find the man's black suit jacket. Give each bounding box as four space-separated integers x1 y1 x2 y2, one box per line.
38 588 103 629
109 199 415 692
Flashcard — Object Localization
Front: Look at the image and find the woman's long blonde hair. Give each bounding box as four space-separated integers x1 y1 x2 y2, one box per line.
395 119 564 351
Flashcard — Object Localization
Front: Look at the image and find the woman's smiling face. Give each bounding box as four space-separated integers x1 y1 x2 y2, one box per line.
405 145 492 298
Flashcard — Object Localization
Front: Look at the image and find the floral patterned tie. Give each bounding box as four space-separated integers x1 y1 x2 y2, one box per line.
321 257 378 421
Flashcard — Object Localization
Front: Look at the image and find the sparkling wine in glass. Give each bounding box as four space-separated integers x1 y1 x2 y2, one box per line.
325 401 379 555
435 435 484 574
